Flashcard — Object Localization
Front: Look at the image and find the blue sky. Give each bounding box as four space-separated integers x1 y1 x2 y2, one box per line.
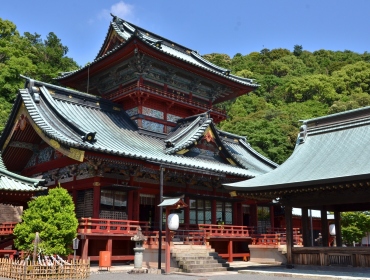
2 0 370 66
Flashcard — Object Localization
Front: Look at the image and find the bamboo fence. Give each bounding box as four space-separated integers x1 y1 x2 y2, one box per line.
0 258 90 280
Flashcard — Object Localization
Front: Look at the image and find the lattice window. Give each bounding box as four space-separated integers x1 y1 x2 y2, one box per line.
224 202 232 225
216 201 233 225
99 210 128 220
76 189 93 218
257 206 271 233
189 199 212 224
140 194 156 205
100 189 127 212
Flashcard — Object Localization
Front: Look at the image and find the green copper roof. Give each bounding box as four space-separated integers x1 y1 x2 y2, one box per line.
165 112 277 172
2 77 276 178
58 15 257 88
225 106 370 191
0 153 45 192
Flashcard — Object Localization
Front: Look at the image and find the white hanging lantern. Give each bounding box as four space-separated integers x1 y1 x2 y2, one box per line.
329 224 336 236
167 213 179 230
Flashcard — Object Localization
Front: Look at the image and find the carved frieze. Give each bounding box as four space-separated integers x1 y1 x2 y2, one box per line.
103 163 130 180
76 162 95 180
128 49 152 76
58 164 78 183
38 146 54 164
42 168 59 186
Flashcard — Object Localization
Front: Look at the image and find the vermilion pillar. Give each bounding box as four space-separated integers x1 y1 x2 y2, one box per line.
81 238 89 260
93 184 101 218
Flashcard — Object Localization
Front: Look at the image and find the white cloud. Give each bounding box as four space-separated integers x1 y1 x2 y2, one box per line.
98 1 134 21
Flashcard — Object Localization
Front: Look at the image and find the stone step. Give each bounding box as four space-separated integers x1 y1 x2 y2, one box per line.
181 262 225 270
176 255 216 260
175 255 221 260
178 259 220 266
171 244 228 273
183 266 228 273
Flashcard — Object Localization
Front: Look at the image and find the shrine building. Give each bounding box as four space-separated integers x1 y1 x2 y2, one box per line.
0 15 278 262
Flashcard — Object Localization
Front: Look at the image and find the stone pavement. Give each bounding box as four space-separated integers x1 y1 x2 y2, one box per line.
90 261 370 279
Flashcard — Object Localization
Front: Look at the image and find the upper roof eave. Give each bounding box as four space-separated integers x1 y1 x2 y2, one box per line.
56 16 258 89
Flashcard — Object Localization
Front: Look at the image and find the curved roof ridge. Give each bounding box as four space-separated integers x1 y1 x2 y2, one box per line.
217 129 247 142
165 116 201 144
225 107 370 191
0 169 43 187
238 139 279 168
57 15 257 88
165 118 211 154
305 106 370 128
191 51 230 73
0 153 45 191
22 75 98 100
39 86 96 142
20 89 81 147
176 111 209 123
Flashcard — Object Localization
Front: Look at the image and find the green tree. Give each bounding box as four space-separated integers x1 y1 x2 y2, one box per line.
0 18 78 131
13 187 78 256
293 45 303 57
202 53 231 69
341 212 370 245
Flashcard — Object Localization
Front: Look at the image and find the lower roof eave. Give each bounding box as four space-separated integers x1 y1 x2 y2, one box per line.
224 173 370 193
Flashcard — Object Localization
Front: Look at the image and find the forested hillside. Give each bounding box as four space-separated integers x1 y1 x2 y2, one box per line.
1 18 370 165
205 47 370 164
0 18 78 130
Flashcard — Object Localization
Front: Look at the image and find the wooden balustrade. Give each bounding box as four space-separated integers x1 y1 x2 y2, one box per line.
252 232 302 246
78 218 149 235
145 231 165 248
197 224 254 238
144 229 206 247
104 83 227 116
0 223 17 235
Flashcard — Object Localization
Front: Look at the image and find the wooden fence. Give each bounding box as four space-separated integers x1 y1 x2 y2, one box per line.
0 258 90 280
292 247 370 267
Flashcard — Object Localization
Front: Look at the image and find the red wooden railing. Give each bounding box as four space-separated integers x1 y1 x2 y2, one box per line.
78 218 149 235
197 224 254 238
0 223 17 235
252 233 303 246
104 83 227 116
78 221 255 239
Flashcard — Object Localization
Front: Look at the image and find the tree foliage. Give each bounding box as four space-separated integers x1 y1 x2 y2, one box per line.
205 46 370 163
13 187 78 256
341 212 370 245
0 18 78 130
2 17 370 164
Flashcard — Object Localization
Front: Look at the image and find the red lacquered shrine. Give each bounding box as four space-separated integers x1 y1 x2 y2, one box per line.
0 15 279 263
